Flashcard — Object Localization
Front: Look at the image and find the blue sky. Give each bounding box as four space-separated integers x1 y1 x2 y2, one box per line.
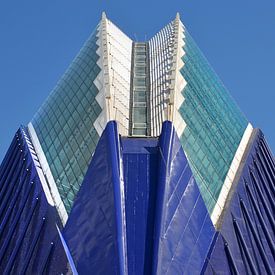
0 0 274 161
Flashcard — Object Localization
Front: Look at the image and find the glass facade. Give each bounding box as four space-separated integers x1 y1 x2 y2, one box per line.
30 16 249 216
32 27 102 212
130 42 150 136
179 29 248 213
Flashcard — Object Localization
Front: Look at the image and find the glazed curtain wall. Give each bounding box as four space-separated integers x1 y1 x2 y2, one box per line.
32 27 102 212
179 29 248 213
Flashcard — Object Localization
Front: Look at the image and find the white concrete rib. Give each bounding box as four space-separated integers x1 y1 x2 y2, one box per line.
93 13 132 137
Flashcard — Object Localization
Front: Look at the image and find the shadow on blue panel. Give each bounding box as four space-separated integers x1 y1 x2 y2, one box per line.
121 137 159 275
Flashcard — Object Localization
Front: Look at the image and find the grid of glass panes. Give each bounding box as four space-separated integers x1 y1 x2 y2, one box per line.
32 28 102 212
131 43 148 136
179 29 248 213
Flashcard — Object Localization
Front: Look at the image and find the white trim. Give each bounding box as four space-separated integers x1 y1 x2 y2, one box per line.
148 15 187 137
28 122 68 225
117 129 128 275
93 22 107 137
168 15 187 138
211 123 253 226
93 13 132 136
21 128 55 207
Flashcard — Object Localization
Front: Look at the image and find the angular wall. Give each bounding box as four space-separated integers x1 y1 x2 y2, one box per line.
63 121 127 274
28 13 254 225
0 122 273 274
30 13 133 214
59 122 275 274
0 127 71 274
62 121 216 274
152 121 216 274
31 24 102 212
204 129 275 274
178 23 251 220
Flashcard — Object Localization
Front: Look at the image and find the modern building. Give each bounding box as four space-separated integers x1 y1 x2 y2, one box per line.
0 13 274 274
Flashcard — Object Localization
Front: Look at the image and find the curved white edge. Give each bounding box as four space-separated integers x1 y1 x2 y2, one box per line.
56 224 78 274
117 130 128 275
28 122 68 225
211 123 253 227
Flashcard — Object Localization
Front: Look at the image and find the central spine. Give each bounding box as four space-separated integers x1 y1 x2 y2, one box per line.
129 42 151 136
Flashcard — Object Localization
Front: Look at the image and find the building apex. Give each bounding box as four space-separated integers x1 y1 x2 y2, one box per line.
102 11 107 20
176 12 180 20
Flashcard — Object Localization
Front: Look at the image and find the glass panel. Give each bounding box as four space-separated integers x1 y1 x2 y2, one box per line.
133 91 146 101
133 102 146 107
133 107 146 122
133 128 147 135
32 26 102 213
133 77 146 86
179 29 248 214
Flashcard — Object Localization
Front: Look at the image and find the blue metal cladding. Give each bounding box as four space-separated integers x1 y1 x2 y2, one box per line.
0 127 71 274
204 129 275 274
152 121 216 274
2 122 274 274
63 120 216 274
63 121 125 275
59 124 275 274
121 137 159 275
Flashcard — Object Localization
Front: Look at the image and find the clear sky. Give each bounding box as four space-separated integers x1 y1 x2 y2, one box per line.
0 0 274 162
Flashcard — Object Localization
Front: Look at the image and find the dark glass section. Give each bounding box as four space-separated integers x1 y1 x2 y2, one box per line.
32 26 102 212
129 42 150 136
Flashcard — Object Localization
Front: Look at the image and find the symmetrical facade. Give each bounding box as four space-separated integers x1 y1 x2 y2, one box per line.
0 13 274 274
30 13 252 224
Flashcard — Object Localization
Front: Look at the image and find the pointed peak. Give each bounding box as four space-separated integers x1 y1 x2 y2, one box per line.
175 12 180 21
102 11 107 20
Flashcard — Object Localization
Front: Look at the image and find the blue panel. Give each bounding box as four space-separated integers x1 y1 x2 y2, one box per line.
153 121 216 274
2 124 273 274
205 129 275 274
0 127 70 274
121 137 158 275
63 121 125 275
62 121 217 274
